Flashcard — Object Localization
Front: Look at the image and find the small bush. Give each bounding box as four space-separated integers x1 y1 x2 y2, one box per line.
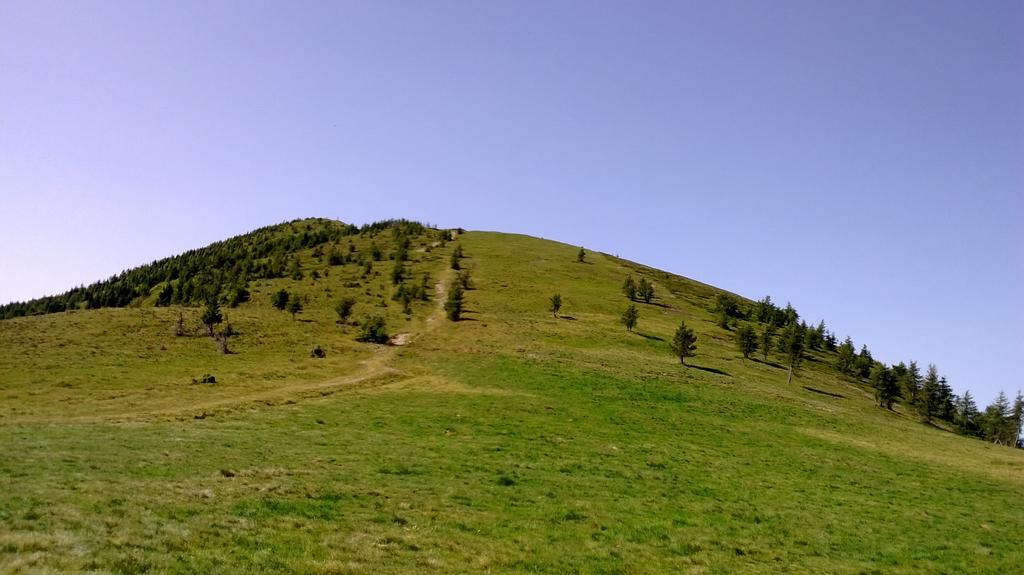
310 345 326 358
356 316 389 344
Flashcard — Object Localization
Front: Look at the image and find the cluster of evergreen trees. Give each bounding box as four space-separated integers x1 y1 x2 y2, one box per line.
0 218 428 320
743 295 1022 446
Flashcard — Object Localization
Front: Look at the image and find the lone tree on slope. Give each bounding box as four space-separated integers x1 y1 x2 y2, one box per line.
335 297 356 326
670 320 698 365
287 294 303 321
201 298 223 337
779 324 805 384
272 289 290 311
638 278 655 304
760 324 773 361
577 247 586 263
549 293 562 318
621 303 639 332
622 275 637 301
735 324 758 359
445 284 464 321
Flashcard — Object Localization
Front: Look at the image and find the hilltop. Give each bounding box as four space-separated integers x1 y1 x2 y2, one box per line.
1 218 1021 573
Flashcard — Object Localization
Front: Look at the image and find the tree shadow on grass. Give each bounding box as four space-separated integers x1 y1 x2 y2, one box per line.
802 386 845 399
688 364 731 377
558 316 577 321
752 358 786 370
636 332 664 341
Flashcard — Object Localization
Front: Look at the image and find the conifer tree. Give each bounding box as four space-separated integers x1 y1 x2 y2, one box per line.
760 324 774 361
621 303 638 332
287 295 303 321
855 345 874 378
272 289 290 311
156 283 173 307
638 278 655 304
549 293 562 318
289 256 304 280
1013 391 1024 447
201 299 222 337
902 361 922 407
753 295 776 324
335 297 356 325
918 364 941 422
445 284 464 321
735 325 758 359
981 392 1013 444
622 275 637 301
670 320 698 365
956 391 980 436
870 364 899 409
779 324 804 384
577 247 586 263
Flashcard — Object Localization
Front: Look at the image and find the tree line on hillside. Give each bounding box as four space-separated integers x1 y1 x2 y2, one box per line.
560 265 1022 448
0 218 430 320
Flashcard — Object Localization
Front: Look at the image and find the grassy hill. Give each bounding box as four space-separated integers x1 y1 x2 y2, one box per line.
1 219 1021 573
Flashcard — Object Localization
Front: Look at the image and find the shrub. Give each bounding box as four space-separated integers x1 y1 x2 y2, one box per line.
356 316 389 344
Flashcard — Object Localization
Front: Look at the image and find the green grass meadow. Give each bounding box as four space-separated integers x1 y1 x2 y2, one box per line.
1 229 1021 573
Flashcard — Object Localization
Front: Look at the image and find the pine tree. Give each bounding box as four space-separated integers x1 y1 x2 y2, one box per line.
201 299 222 337
835 337 860 374
779 324 804 384
870 364 899 409
937 377 955 421
450 250 461 271
445 284 464 321
577 247 586 263
760 324 774 361
670 320 698 365
289 256 304 280
621 304 638 332
855 345 874 378
735 325 758 359
917 364 941 422
902 361 922 406
272 289 290 311
753 295 776 324
956 391 980 436
549 293 562 318
287 295 303 321
622 276 637 301
638 278 655 304
335 297 356 325
156 283 173 307
1013 391 1024 447
981 392 1013 445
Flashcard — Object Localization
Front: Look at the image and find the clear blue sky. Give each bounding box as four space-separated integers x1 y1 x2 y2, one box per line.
2 1 1021 404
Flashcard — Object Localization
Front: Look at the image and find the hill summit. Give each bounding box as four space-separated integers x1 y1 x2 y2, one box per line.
1 217 1021 573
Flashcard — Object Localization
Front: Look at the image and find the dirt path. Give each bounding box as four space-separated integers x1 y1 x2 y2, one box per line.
12 269 459 425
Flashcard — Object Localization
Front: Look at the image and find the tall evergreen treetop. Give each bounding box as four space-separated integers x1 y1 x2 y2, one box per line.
670 321 698 365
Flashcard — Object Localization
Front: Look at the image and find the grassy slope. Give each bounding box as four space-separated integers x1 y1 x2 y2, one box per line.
1 229 1021 574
